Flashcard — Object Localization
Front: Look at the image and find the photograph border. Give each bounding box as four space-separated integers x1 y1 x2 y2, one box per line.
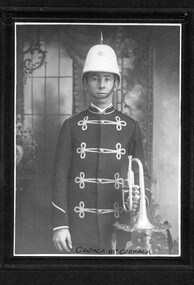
13 21 182 258
0 4 194 284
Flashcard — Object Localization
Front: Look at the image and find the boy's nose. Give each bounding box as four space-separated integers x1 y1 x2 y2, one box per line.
99 79 105 89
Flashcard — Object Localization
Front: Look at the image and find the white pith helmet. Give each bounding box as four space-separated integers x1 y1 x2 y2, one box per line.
82 44 121 83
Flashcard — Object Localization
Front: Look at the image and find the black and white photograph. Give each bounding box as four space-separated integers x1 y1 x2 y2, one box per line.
14 23 181 256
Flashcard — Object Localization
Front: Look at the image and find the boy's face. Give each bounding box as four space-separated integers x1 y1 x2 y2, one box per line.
86 72 117 100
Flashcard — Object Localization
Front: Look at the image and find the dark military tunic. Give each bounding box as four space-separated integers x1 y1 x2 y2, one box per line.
52 104 151 253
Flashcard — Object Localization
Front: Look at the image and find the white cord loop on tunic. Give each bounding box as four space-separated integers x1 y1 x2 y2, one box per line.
77 116 127 131
75 172 124 189
74 201 124 219
77 142 126 160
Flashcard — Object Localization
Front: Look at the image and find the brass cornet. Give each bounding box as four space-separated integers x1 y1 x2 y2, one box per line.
122 155 154 230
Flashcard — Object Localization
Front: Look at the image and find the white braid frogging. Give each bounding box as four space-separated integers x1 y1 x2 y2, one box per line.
77 142 126 160
74 201 124 219
77 116 127 131
75 172 124 189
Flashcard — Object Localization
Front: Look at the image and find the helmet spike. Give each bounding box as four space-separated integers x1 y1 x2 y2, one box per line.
100 30 103 44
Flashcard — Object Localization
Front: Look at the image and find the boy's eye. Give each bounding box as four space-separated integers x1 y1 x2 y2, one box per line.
105 77 113 82
91 76 98 81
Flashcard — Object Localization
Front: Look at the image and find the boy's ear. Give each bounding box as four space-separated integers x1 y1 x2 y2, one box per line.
113 78 119 91
82 77 88 91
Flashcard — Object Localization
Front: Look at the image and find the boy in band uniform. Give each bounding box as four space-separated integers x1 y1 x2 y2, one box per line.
52 43 151 254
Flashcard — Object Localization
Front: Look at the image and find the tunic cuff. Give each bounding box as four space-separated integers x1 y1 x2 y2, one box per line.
53 226 69 231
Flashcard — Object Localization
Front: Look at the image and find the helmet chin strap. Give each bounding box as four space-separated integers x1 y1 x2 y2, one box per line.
85 78 118 98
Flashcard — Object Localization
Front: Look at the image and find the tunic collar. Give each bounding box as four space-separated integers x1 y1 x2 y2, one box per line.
89 103 115 114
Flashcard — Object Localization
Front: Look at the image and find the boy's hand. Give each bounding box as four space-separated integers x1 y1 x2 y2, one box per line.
53 228 72 252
